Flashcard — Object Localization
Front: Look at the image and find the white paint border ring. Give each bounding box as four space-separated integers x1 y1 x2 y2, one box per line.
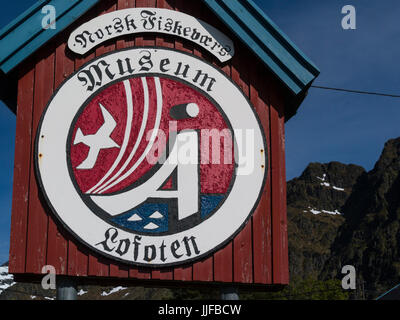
36 47 267 267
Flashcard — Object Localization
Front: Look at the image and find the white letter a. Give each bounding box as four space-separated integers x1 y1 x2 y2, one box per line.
341 5 356 30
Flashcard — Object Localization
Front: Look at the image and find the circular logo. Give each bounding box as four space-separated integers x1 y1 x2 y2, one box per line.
36 48 267 266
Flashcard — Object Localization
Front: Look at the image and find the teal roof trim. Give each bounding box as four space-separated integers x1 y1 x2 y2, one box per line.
0 0 100 74
203 0 320 95
203 0 319 95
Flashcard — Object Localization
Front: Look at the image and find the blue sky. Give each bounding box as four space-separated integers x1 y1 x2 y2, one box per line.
257 0 400 179
0 1 400 263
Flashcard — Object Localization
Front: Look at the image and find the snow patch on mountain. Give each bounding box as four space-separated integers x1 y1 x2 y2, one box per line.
332 186 345 191
304 207 342 216
0 266 16 294
101 286 127 296
78 289 88 296
317 174 345 192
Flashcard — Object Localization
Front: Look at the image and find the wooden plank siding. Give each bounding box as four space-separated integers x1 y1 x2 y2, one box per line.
25 44 55 274
251 65 273 285
9 0 289 288
269 77 290 285
8 63 35 274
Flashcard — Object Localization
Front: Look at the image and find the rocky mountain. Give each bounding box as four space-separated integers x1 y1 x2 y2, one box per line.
321 138 400 299
289 138 400 299
287 162 365 280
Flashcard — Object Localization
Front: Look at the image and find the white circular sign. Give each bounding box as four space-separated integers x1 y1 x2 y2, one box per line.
36 47 267 267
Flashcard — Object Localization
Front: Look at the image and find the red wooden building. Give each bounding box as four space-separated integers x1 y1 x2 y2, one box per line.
0 0 319 290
